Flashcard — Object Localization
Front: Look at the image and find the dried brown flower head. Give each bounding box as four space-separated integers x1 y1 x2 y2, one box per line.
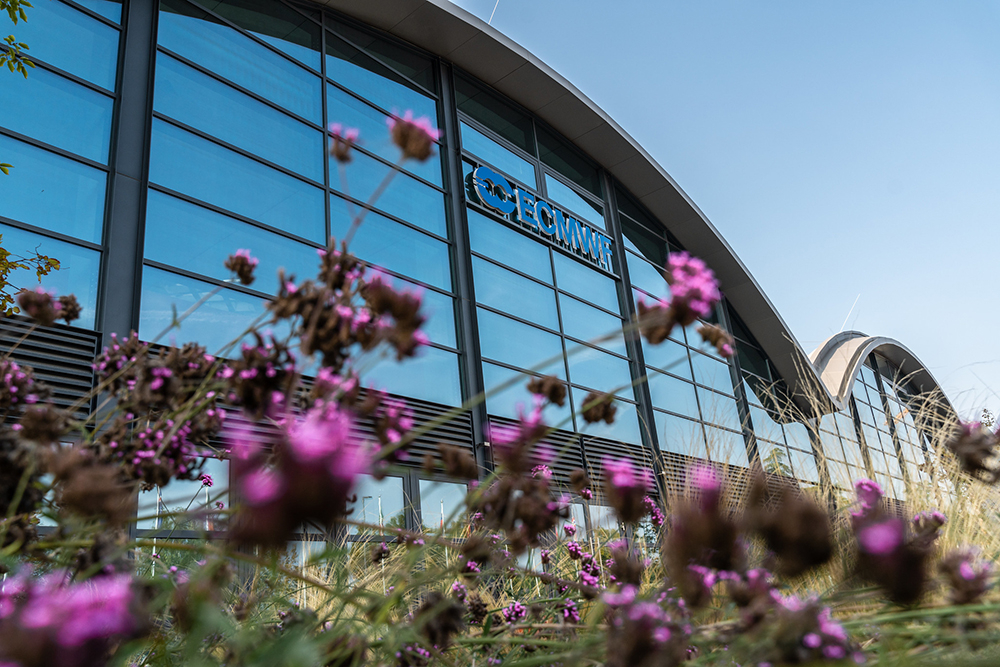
414 591 465 650
526 375 567 407
745 473 833 577
696 323 734 358
581 391 617 425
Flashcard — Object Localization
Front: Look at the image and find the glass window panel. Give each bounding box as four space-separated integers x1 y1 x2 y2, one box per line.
137 457 228 530
0 67 113 163
588 504 621 539
472 256 557 330
154 53 323 180
857 404 876 427
405 284 455 349
870 451 888 474
788 448 820 484
827 461 853 489
143 190 316 293
0 135 105 243
742 377 767 407
328 85 441 186
690 350 733 395
749 405 784 443
331 196 451 291
861 425 882 453
460 122 536 189
536 125 601 198
758 441 794 477
348 475 405 534
783 421 813 453
481 362 573 429
851 381 869 403
138 266 269 353
467 208 551 283
327 17 435 93
574 390 641 445
75 0 122 21
643 337 691 379
704 426 748 467
0 224 100 328
655 411 707 458
477 308 564 378
698 389 742 432
14 0 118 89
364 345 461 407
326 32 436 120
567 346 632 396
835 412 857 440
647 371 699 419
543 174 603 229
737 343 771 382
859 364 878 388
150 120 324 242
559 295 626 356
620 214 667 268
333 150 446 238
818 429 844 463
552 252 618 312
455 74 534 154
627 253 668 299
197 0 322 70
419 479 467 533
158 0 322 122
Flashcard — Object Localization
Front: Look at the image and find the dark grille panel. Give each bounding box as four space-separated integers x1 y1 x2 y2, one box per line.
354 396 475 462
487 416 584 486
0 318 98 420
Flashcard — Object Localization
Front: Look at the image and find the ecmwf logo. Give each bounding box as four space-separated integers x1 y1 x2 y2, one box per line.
471 165 614 270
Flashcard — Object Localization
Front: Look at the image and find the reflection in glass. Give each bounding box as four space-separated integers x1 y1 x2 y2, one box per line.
155 53 323 180
690 351 733 395
0 135 106 243
704 426 748 468
331 196 452 291
326 32 437 120
552 252 618 312
477 308 564 378
197 0 322 70
419 479 467 533
698 389 742 432
0 224 99 328
472 256 558 330
333 151 446 237
158 0 322 121
138 266 269 353
364 346 461 407
467 209 552 284
348 475 405 535
627 253 668 300
567 346 632 395
144 190 317 293
654 411 707 459
647 371 699 419
643 338 691 379
559 295 626 356
460 122 536 188
0 67 113 163
13 0 118 89
150 120 325 242
74 0 122 22
544 174 603 229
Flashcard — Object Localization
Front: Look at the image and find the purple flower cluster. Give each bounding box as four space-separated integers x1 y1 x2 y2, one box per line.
642 496 665 529
562 599 580 624
328 122 360 162
0 570 142 667
0 360 41 415
450 581 467 603
230 402 369 546
501 601 527 625
604 587 689 667
939 548 993 604
666 252 721 322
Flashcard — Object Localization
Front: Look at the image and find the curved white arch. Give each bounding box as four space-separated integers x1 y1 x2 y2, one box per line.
809 331 956 420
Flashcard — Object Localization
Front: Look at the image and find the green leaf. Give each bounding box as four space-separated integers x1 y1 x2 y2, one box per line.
0 163 10 175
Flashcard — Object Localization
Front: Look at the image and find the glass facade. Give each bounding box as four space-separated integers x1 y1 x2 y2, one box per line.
4 0 946 527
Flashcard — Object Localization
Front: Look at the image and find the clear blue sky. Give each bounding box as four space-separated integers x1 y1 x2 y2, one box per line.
449 0 1000 420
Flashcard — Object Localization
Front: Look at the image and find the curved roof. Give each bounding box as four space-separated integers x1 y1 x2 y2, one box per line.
809 331 956 422
313 0 950 418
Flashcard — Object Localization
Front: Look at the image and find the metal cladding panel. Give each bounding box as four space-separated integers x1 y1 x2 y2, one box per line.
353 395 476 463
0 318 98 421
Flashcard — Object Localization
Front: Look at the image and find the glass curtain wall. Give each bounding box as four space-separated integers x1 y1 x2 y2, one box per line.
618 191 748 467
140 0 461 406
456 76 643 446
0 0 121 328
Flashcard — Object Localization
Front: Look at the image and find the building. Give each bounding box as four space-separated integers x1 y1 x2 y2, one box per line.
0 0 956 541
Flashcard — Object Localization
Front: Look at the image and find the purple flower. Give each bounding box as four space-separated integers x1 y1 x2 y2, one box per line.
563 523 578 537
603 456 653 523
562 599 580 624
532 464 553 479
328 122 360 162
857 519 904 556
566 541 584 560
666 252 722 321
501 601 527 625
199 473 213 488
854 479 883 511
